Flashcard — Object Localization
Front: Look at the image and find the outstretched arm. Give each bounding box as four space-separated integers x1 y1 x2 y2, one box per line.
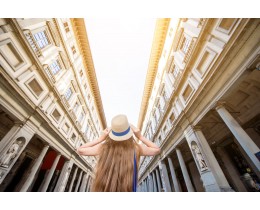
77 128 111 156
130 124 160 156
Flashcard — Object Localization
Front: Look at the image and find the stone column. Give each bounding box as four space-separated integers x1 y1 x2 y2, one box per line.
216 104 260 173
79 173 88 192
155 168 162 192
216 147 247 192
20 145 49 192
145 178 149 192
159 160 172 192
151 173 155 192
84 173 90 192
85 174 91 192
69 167 78 192
40 153 61 192
141 182 145 192
148 173 153 192
54 159 73 192
193 126 233 191
167 157 181 192
142 179 145 192
87 177 92 192
152 171 158 192
74 170 83 192
144 178 148 192
176 148 195 192
147 176 150 192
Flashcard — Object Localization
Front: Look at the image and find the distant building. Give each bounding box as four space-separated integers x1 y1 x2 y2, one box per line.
138 18 260 192
0 18 106 192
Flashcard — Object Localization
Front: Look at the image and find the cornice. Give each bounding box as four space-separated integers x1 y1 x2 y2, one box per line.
137 18 170 130
70 18 107 129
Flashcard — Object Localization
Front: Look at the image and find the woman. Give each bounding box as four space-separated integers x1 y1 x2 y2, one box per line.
77 114 160 192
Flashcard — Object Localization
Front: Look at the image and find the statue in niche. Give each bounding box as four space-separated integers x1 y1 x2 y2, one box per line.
0 140 23 168
191 143 208 171
0 169 5 179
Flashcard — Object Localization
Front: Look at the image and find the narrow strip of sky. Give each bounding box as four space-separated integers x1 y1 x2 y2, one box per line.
85 18 156 126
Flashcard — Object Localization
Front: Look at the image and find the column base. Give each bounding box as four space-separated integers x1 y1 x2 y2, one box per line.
220 187 235 192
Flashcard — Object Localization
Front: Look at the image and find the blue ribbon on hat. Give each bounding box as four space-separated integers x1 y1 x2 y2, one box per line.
112 127 130 136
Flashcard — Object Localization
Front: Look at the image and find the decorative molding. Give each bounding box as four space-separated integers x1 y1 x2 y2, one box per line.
137 19 170 130
70 18 107 129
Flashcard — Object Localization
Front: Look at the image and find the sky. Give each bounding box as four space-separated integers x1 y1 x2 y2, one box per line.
85 18 156 127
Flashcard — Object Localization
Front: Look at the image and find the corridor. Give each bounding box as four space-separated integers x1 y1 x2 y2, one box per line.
0 18 260 192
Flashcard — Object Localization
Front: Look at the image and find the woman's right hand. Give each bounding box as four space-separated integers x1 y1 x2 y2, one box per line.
100 127 111 141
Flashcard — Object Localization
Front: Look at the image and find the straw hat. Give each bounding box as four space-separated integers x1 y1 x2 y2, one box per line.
109 114 133 141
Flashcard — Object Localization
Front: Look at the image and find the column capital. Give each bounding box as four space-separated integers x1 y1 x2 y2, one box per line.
214 101 227 111
55 152 61 156
175 147 181 152
43 144 50 148
193 125 203 131
13 121 24 127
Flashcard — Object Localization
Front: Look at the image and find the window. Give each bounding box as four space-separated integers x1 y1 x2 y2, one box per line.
80 70 83 77
73 102 79 114
71 133 76 142
79 112 84 123
71 46 76 54
158 104 162 113
163 126 167 134
153 110 158 124
181 37 191 53
182 84 193 101
85 125 89 136
63 123 70 133
158 136 162 143
63 22 70 33
50 60 61 75
169 112 175 123
170 64 180 78
64 87 72 100
33 31 50 49
28 79 43 97
162 91 167 102
173 66 180 78
52 109 61 122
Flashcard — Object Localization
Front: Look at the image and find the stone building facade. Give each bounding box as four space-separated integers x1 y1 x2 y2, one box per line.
0 18 106 192
137 18 260 192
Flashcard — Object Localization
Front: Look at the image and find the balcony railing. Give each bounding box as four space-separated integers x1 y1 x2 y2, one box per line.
24 30 42 57
44 66 56 83
61 95 70 109
184 38 196 63
172 28 184 51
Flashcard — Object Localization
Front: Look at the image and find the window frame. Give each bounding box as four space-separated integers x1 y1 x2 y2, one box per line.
32 29 51 50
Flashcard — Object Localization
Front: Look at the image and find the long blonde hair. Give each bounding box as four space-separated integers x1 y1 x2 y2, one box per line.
91 136 140 192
